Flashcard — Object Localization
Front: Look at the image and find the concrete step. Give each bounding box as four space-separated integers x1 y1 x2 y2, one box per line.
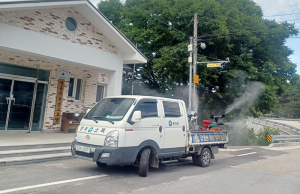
0 143 74 166
0 143 71 151
0 146 70 158
0 152 73 167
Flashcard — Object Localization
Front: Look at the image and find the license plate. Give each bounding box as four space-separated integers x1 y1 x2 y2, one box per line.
76 145 91 153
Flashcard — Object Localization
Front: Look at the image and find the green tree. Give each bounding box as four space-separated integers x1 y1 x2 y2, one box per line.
279 75 300 118
98 0 298 118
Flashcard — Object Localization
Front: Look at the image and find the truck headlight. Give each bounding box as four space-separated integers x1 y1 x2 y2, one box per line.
104 131 119 147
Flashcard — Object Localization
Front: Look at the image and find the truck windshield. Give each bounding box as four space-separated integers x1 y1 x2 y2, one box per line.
84 98 135 121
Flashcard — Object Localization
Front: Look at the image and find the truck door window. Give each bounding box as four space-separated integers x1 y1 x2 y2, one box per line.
135 102 158 118
163 101 181 117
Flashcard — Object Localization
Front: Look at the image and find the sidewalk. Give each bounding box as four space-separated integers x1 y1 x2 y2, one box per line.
0 133 75 147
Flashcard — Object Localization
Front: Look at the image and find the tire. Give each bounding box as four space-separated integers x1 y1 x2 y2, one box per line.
96 161 107 167
192 155 199 166
199 148 211 167
139 148 150 177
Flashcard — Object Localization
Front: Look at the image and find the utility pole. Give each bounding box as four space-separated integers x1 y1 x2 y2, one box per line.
188 37 193 114
193 13 198 112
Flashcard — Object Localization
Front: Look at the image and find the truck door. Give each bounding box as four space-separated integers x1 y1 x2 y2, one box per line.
161 100 186 156
124 99 163 154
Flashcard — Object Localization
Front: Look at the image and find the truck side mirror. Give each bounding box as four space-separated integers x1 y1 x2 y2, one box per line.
131 111 141 123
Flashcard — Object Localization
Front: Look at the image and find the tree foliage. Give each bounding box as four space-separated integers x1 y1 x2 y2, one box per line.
278 75 300 118
98 0 298 119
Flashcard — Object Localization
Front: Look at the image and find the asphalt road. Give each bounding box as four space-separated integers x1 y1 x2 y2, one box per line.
0 146 300 194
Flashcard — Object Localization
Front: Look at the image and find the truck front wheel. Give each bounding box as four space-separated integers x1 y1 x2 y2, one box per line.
199 148 211 167
139 148 150 177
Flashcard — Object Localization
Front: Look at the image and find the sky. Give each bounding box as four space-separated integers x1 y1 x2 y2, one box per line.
90 0 300 74
252 0 300 74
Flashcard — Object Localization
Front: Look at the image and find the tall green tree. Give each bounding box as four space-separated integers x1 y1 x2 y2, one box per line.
98 0 298 119
279 75 300 118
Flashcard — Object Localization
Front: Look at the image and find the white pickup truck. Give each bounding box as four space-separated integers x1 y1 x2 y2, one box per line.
71 96 228 177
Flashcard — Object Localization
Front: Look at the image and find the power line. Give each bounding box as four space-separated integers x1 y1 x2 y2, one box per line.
154 17 190 38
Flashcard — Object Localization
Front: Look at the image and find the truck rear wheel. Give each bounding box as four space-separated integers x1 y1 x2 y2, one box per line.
139 148 150 177
199 148 211 167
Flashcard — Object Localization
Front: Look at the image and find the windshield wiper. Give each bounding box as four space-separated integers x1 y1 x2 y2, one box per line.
92 118 98 123
92 116 114 124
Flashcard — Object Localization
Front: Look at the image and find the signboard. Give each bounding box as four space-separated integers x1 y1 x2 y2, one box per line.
57 69 70 80
191 134 227 143
188 44 193 51
188 57 192 63
53 79 65 124
194 75 199 84
207 63 221 67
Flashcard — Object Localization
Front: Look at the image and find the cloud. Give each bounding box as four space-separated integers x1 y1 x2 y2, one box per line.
253 0 300 27
253 0 300 16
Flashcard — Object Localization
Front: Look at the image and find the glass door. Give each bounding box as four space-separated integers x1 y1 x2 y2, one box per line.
6 80 35 131
0 78 12 131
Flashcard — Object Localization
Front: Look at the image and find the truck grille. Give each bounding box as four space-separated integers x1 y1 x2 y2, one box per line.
76 151 94 158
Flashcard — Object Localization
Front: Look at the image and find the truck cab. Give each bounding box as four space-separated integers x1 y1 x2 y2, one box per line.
71 95 228 177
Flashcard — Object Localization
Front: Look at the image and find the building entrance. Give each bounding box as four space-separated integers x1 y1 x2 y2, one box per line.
0 63 49 132
0 76 35 131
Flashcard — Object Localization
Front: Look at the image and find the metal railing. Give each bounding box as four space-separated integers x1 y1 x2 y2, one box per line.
259 117 300 121
268 135 300 142
248 117 300 135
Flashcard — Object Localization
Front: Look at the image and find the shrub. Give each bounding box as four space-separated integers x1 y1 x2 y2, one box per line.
256 127 280 146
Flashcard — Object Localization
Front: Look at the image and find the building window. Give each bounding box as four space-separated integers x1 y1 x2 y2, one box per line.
96 85 105 102
65 17 77 31
68 77 83 102
163 101 181 117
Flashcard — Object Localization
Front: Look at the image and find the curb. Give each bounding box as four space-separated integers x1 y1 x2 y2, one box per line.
269 142 300 147
0 155 74 167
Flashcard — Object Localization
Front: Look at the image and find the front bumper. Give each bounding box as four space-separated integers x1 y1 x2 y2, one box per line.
71 141 124 165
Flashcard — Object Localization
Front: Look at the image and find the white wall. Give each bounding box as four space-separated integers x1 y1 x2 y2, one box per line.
0 23 123 95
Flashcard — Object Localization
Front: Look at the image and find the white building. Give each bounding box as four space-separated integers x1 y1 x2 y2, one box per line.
0 0 147 133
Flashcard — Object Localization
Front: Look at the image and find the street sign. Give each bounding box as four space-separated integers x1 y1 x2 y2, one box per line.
194 75 199 84
188 44 193 51
207 63 221 67
188 57 192 63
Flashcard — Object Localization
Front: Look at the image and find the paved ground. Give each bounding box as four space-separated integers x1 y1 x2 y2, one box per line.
0 145 300 194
